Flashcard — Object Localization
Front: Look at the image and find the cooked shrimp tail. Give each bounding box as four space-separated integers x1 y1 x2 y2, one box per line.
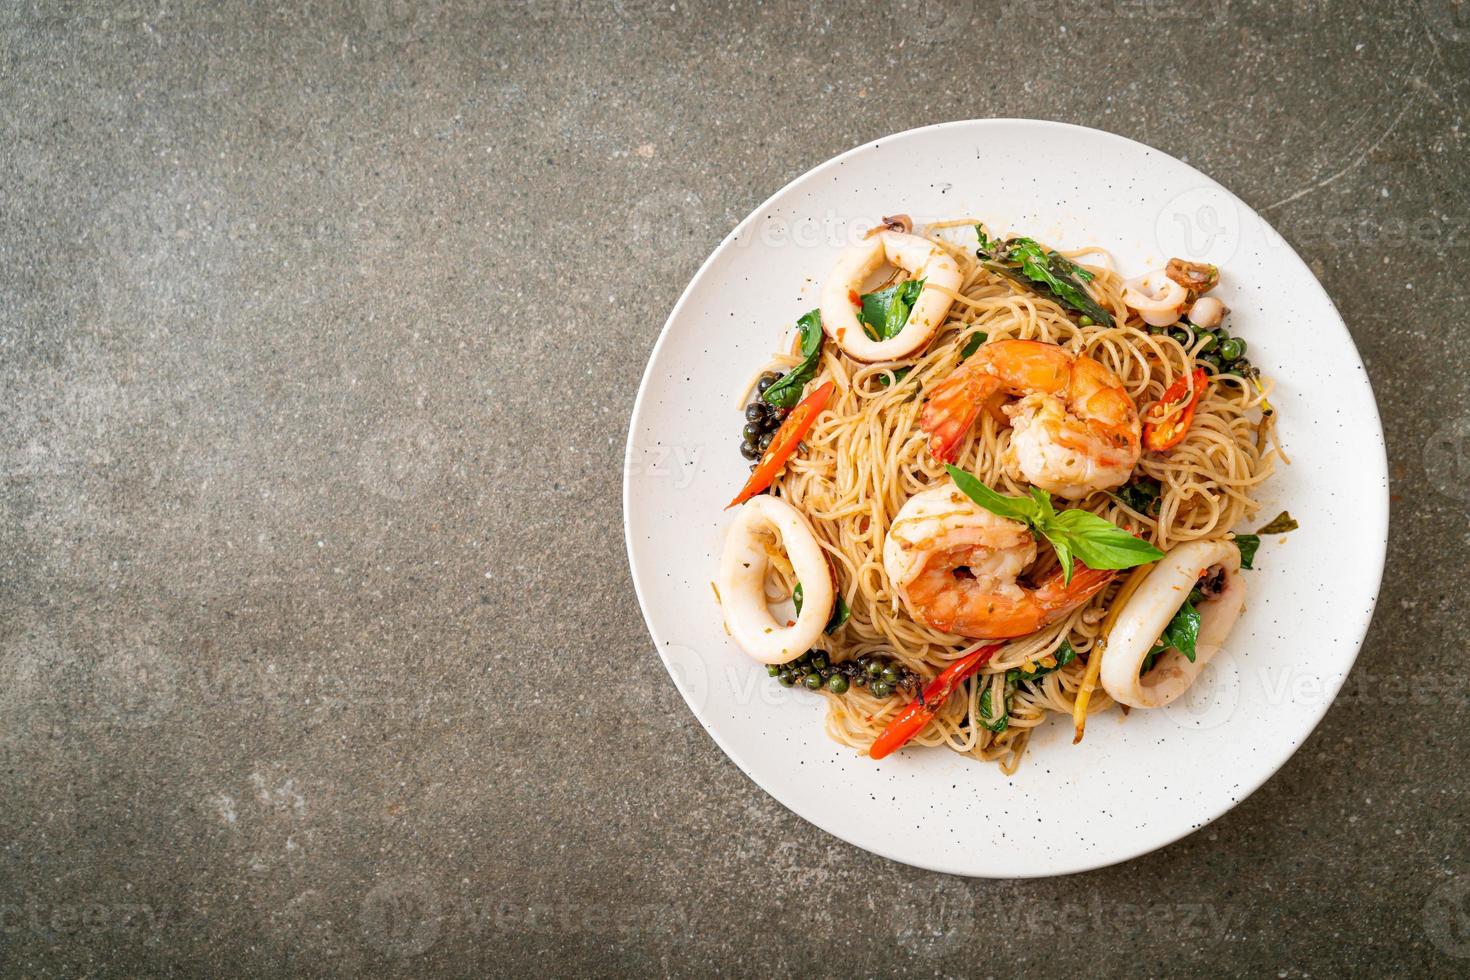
1030 562 1116 617
919 371 998 463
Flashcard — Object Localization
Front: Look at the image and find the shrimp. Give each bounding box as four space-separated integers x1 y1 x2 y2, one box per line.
882 482 1115 640
919 339 1141 499
1099 539 1245 708
819 230 962 362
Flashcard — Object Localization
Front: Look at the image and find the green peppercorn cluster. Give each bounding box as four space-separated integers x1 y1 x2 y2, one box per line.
766 650 919 699
1152 319 1255 378
739 373 790 466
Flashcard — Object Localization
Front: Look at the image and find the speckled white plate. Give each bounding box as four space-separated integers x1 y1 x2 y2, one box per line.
623 120 1387 877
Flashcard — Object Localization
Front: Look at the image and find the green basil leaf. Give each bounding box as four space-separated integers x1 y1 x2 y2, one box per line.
1232 511 1296 570
877 366 912 388
959 331 987 360
792 583 851 635
1044 509 1165 569
1039 525 1076 587
1009 641 1077 684
1140 639 1168 676
1113 476 1162 517
858 278 926 341
1049 249 1096 284
1257 510 1299 535
762 310 823 409
1162 599 1201 663
978 233 1114 327
825 594 851 633
977 683 1009 734
974 224 998 257
943 465 1042 523
1008 238 1114 327
945 467 1160 579
1027 486 1056 521
1234 534 1260 570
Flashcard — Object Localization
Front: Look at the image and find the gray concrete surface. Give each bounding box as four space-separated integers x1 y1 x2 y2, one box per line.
1 0 1467 975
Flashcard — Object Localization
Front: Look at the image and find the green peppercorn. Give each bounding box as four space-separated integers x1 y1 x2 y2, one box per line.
826 674 849 694
865 659 885 678
739 439 760 461
803 673 824 691
777 670 795 687
757 431 774 452
743 422 764 441
809 651 829 670
1219 337 1245 362
880 665 903 685
1078 315 1094 327
870 681 894 698
766 664 780 677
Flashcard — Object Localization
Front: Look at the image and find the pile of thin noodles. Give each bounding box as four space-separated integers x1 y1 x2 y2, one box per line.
752 220 1283 773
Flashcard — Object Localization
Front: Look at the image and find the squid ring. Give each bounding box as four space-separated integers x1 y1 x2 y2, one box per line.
1122 269 1189 327
1100 539 1246 709
818 230 962 362
718 495 834 664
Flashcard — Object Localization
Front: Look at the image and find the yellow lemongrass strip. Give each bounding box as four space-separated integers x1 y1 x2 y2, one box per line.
1072 562 1157 744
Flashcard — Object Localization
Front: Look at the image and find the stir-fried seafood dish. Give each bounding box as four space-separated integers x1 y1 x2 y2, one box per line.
716 217 1295 771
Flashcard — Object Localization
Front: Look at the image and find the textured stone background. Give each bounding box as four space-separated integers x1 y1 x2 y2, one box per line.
2 0 1468 975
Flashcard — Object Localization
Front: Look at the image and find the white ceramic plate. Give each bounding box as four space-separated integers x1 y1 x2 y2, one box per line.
623 120 1387 877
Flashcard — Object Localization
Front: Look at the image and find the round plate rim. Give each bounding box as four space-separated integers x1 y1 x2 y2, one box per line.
621 118 1389 877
